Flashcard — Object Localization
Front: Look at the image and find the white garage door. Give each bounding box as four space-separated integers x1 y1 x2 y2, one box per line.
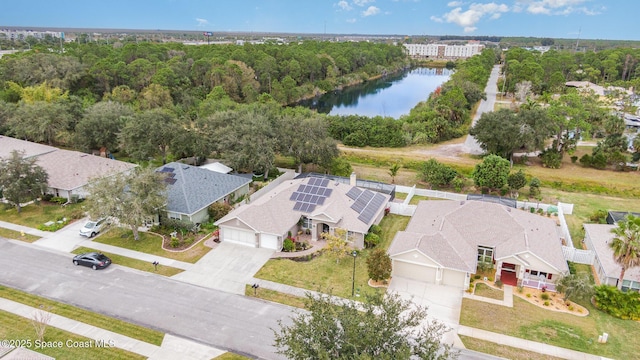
442 269 466 288
393 261 437 283
222 228 255 247
260 234 280 250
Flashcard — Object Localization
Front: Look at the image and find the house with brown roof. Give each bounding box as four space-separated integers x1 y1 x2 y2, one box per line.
388 200 569 289
35 149 137 201
215 176 390 251
583 223 640 292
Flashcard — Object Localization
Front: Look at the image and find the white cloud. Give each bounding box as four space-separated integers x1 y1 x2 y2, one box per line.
447 1 464 6
347 18 357 23
354 0 375 6
362 6 381 16
515 0 601 15
336 0 352 11
195 18 208 27
433 2 508 33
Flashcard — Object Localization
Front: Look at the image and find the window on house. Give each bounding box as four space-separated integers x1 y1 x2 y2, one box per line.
477 246 493 263
168 212 180 220
621 280 640 293
301 217 312 229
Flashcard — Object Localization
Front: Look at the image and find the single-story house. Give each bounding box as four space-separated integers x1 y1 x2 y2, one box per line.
215 175 391 251
156 162 251 224
35 149 137 201
0 135 57 159
583 223 640 292
388 200 569 290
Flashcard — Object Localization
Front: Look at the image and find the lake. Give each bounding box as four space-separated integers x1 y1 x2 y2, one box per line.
299 67 452 119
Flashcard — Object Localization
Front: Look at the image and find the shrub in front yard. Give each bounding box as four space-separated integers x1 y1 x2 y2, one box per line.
283 238 294 252
541 293 550 301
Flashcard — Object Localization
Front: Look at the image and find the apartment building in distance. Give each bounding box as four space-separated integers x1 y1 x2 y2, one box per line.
403 42 485 59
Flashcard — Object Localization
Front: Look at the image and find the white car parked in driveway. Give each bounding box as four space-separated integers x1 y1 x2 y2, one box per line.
79 218 108 238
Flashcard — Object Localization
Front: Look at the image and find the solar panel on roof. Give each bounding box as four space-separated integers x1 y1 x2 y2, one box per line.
307 204 316 212
159 166 175 173
164 178 177 185
302 194 311 202
311 195 319 203
317 197 326 205
307 177 317 186
293 202 303 211
324 189 332 197
289 192 298 201
320 178 329 187
300 203 310 212
297 184 305 192
346 187 362 200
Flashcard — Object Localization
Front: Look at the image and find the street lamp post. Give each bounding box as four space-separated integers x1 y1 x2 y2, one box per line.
351 250 358 297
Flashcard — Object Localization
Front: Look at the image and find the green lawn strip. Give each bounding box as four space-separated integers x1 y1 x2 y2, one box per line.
0 202 85 229
254 214 409 299
0 285 164 346
244 285 307 309
0 310 145 360
472 283 503 300
92 227 210 263
214 352 253 360
460 296 640 359
0 227 40 242
459 335 564 360
72 246 184 277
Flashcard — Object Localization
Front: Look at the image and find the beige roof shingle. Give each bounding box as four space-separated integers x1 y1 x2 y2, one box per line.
36 149 137 191
389 200 569 273
0 135 57 159
217 177 390 236
584 223 640 283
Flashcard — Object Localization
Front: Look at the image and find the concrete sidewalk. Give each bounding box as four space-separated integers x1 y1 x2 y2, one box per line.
458 326 612 360
0 297 225 360
78 240 194 271
0 220 50 238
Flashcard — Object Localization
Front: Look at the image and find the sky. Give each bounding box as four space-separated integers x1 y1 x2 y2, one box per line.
1 0 638 41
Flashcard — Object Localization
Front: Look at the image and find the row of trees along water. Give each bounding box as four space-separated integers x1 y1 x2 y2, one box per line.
2 40 640 175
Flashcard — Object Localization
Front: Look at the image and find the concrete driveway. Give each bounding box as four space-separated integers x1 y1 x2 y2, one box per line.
172 242 274 294
32 217 90 252
387 276 464 347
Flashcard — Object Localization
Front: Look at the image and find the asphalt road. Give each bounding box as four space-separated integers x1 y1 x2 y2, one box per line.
463 64 500 155
0 239 504 360
0 239 291 360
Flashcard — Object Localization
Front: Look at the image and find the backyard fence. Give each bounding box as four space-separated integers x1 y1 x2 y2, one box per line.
562 246 595 265
248 169 296 203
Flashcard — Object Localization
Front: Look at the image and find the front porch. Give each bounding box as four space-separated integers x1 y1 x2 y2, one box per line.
521 277 556 292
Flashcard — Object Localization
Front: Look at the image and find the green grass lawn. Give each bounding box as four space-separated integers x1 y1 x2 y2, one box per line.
244 285 306 309
0 286 164 346
460 295 640 359
93 227 211 263
72 246 184 276
254 214 410 299
0 310 145 360
0 202 85 229
0 227 40 242
460 335 564 360
214 352 252 360
472 283 503 300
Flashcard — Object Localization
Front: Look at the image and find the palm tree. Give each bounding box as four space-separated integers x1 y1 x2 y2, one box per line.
389 162 401 184
609 215 640 290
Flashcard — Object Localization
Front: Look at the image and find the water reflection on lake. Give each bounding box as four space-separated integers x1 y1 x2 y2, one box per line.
299 67 451 119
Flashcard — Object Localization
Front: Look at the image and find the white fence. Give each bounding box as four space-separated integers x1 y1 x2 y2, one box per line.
562 246 595 265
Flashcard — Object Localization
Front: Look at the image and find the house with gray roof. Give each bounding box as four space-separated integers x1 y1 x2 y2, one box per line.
388 200 569 290
215 176 390 251
583 223 640 292
156 162 251 224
